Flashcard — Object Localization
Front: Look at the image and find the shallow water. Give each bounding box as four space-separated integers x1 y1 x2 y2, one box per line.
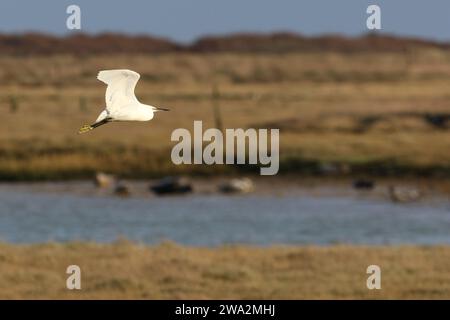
0 184 448 245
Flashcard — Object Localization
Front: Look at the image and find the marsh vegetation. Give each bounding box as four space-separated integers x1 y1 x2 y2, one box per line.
0 47 449 180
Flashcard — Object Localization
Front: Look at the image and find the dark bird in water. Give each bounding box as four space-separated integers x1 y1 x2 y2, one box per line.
353 179 375 190
150 176 193 195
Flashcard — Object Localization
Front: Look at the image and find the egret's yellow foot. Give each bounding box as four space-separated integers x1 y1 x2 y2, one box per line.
78 125 93 134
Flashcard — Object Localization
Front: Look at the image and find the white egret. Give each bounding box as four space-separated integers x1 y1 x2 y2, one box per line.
79 69 169 134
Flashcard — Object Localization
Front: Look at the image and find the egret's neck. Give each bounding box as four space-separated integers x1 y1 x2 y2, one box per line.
137 103 155 120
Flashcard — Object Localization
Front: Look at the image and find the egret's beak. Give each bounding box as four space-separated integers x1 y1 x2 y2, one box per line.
154 107 170 112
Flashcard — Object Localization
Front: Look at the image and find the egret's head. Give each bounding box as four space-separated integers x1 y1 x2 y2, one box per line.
152 106 170 112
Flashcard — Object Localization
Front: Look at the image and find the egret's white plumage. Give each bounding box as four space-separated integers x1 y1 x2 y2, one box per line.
79 69 168 133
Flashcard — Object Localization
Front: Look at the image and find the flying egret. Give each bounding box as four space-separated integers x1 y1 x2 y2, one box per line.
79 69 169 134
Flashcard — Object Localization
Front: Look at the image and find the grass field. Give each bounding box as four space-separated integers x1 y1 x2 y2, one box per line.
0 242 449 299
0 50 450 179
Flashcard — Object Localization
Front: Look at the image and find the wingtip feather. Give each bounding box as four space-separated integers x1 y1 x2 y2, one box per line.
97 69 140 84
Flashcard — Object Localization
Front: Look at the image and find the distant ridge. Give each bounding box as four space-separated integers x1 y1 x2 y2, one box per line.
191 32 449 53
0 33 181 55
0 32 448 55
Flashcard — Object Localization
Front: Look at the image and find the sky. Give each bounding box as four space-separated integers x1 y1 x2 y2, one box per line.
0 0 449 43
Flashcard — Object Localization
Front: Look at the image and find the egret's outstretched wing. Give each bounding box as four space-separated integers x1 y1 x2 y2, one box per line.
97 69 141 112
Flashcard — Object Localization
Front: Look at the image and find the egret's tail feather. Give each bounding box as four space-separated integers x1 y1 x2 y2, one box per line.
78 124 93 134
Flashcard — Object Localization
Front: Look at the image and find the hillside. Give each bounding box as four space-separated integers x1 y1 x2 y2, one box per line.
0 32 448 55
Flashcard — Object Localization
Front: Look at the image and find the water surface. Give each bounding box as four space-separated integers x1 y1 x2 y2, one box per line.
0 184 448 245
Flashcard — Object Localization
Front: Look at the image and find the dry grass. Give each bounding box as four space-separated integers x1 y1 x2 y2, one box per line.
0 50 450 179
0 242 449 299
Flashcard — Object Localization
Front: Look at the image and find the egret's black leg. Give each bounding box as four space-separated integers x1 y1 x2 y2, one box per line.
79 118 111 134
91 118 111 129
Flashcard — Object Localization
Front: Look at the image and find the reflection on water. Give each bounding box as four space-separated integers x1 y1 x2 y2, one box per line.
0 184 448 245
